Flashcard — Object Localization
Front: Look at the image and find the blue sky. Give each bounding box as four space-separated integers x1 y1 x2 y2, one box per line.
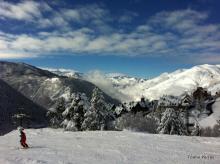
0 0 220 78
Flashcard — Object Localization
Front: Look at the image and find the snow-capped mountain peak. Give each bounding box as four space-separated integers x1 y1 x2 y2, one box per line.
42 64 220 101
41 68 83 78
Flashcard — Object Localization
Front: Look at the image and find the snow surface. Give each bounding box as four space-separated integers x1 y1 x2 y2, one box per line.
199 115 218 128
212 98 220 121
0 128 220 164
200 98 220 128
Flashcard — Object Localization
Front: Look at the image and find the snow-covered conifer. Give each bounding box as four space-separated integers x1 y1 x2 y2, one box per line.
115 112 159 133
82 87 113 130
191 123 200 136
62 93 90 131
157 108 188 135
47 97 66 128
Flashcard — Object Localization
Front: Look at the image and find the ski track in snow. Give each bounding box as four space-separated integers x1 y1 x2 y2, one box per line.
0 128 220 164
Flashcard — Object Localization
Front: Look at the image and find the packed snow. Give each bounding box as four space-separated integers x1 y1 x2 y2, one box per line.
0 128 220 164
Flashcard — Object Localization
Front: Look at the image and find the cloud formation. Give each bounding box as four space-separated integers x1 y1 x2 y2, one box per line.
0 1 219 63
0 52 34 59
0 1 42 20
85 70 132 102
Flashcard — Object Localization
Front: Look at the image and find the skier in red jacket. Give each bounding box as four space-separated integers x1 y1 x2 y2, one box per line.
19 127 29 148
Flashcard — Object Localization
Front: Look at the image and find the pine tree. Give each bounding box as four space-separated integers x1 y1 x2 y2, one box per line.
62 93 89 131
157 108 188 135
191 122 200 136
56 98 66 115
82 87 111 130
47 97 66 128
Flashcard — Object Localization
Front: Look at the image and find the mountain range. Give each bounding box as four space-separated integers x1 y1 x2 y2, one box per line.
43 64 220 101
1 61 220 134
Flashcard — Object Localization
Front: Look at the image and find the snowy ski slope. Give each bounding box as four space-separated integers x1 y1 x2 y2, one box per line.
0 128 220 164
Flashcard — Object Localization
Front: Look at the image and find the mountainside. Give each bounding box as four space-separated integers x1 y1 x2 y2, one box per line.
0 61 119 108
41 67 84 79
109 64 220 101
0 79 47 135
45 64 220 101
0 61 119 134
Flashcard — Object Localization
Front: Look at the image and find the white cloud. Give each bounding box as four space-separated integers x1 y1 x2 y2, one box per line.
0 52 35 59
0 40 7 49
85 37 111 51
0 1 112 31
0 1 219 63
62 9 81 21
11 35 43 51
150 9 208 29
189 53 220 64
0 1 42 20
85 70 132 102
118 11 138 23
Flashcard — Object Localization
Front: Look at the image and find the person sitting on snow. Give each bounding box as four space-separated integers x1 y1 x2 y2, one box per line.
18 127 29 148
